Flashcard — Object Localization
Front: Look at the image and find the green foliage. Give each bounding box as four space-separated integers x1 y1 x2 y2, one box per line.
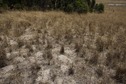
0 0 104 13
85 0 96 12
31 6 40 11
0 4 8 10
64 3 74 12
95 3 104 13
74 0 89 13
0 0 3 6
14 4 23 10
64 0 89 13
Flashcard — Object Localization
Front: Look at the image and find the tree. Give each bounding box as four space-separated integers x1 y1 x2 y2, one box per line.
91 0 96 11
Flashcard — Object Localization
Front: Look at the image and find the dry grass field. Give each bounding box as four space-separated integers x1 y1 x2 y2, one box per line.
0 0 126 84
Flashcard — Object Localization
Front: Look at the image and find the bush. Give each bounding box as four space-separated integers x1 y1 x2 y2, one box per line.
0 8 2 13
0 0 104 13
74 0 89 13
0 4 9 10
0 3 9 14
64 4 74 13
64 0 89 13
95 3 104 13
32 6 40 11
14 4 23 10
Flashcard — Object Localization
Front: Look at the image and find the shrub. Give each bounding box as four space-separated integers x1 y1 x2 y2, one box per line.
86 0 96 12
64 3 74 13
95 3 104 13
1 4 8 10
0 0 104 13
74 0 89 13
0 2 2 7
32 6 40 11
64 0 89 13
14 4 23 10
0 8 3 13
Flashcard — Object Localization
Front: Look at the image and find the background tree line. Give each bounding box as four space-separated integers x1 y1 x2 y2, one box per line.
0 0 104 13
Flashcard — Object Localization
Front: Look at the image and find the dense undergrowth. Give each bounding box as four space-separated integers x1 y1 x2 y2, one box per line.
0 0 104 13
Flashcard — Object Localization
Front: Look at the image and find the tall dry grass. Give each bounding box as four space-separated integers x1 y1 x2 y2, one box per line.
0 6 126 84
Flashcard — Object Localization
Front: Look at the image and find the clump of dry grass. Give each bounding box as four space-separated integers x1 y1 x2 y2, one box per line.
0 49 7 68
0 8 5 14
60 45 65 54
95 68 103 78
95 37 104 52
74 42 82 53
77 47 86 58
4 71 23 84
89 52 99 65
46 40 53 50
68 67 74 76
43 49 53 60
114 68 126 83
43 46 53 65
17 39 24 48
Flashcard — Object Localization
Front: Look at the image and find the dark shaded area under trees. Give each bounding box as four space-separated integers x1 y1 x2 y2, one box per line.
0 0 104 13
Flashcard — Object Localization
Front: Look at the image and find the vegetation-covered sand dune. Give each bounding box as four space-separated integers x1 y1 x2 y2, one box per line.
0 1 126 84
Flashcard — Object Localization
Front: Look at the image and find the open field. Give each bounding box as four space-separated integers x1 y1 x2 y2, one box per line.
97 0 126 3
0 1 126 84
